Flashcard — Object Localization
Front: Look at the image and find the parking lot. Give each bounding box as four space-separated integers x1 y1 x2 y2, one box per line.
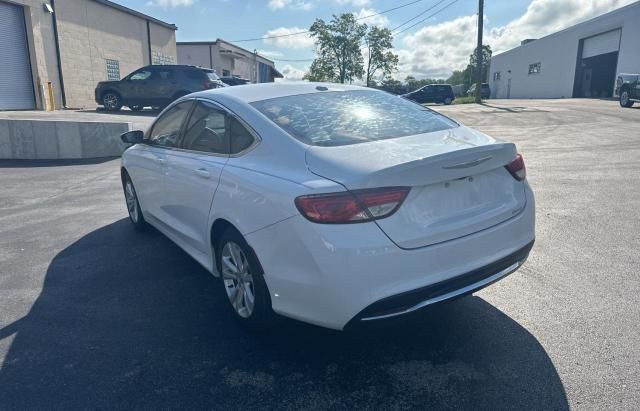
1 99 639 409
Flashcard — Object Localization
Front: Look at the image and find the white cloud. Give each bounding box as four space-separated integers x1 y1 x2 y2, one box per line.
263 26 315 49
354 8 389 27
334 0 370 6
278 64 308 81
147 0 193 8
268 0 313 10
257 49 285 59
395 0 636 80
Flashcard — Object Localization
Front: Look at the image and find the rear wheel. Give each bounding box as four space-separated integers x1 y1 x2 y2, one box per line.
620 89 634 108
123 174 147 230
444 97 453 105
102 92 122 111
217 228 276 329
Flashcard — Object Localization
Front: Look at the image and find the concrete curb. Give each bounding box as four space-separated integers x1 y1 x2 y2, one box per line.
0 119 131 159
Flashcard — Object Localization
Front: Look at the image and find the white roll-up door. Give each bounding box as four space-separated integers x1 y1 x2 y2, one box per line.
0 1 35 110
582 29 621 59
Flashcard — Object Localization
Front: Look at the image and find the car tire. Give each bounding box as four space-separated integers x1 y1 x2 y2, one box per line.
620 90 634 108
129 105 144 112
122 173 148 231
217 228 276 330
102 92 122 111
444 97 453 105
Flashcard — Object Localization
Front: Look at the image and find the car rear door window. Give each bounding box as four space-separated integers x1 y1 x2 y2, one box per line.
181 101 228 155
148 101 193 148
229 118 255 154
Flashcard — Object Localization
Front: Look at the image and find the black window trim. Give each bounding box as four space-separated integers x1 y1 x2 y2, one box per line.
145 99 195 150
145 97 261 158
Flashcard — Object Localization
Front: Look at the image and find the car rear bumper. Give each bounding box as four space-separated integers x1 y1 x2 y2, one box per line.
246 184 535 330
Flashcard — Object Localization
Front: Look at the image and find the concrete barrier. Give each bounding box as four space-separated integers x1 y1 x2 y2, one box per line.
0 119 131 159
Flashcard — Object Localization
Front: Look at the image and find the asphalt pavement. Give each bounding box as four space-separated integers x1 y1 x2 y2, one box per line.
0 99 638 410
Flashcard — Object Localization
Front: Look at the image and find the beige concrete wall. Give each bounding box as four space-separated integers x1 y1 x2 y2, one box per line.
6 0 64 109
149 21 176 65
55 0 148 108
177 41 277 82
55 0 177 108
177 44 211 68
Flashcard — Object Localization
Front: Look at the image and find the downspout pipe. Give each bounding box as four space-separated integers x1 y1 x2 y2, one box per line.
50 0 67 108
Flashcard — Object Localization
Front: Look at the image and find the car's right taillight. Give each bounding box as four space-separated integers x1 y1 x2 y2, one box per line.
506 153 526 181
295 187 410 224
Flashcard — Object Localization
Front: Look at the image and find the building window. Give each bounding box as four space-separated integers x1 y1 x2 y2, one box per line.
493 72 501 81
106 59 120 81
528 62 541 75
151 51 175 65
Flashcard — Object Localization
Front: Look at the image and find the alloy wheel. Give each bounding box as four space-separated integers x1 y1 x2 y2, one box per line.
124 180 138 224
104 94 119 110
621 91 629 106
221 241 255 318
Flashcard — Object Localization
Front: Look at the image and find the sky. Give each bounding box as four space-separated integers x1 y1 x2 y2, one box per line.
117 0 637 81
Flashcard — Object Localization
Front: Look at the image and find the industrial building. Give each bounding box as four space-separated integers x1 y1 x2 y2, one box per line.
489 1 640 99
177 40 283 84
0 0 177 110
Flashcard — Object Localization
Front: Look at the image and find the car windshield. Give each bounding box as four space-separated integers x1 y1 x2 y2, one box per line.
251 90 458 147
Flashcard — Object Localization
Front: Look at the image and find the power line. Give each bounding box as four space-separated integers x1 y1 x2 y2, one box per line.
230 0 431 43
391 0 447 32
394 0 462 36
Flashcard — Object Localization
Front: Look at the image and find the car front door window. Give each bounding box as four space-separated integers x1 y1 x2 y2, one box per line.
148 101 193 148
181 101 229 154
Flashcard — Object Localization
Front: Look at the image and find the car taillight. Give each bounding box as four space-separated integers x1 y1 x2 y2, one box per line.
202 80 215 90
506 153 526 181
295 187 410 224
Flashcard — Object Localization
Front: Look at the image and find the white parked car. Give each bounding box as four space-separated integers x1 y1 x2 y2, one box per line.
120 83 535 330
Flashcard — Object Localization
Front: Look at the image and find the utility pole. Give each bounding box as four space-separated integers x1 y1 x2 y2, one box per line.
474 0 484 103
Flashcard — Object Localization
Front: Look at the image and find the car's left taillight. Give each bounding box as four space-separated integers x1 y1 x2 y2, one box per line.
295 187 410 224
506 153 526 181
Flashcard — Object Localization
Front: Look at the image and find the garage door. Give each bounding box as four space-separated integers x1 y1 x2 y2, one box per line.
0 1 35 110
582 29 621 59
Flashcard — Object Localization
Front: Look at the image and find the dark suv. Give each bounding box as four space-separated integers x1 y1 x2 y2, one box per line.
467 83 491 99
615 73 639 108
220 76 251 86
95 65 225 111
402 84 455 105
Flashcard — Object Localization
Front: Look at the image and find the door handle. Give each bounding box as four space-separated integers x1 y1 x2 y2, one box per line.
194 168 211 178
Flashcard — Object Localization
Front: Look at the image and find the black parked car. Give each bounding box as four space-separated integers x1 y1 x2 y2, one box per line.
615 73 640 108
95 65 225 111
402 84 455 105
220 76 251 86
467 83 491 99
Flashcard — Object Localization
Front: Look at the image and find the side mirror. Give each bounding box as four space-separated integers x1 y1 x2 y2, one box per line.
121 130 144 144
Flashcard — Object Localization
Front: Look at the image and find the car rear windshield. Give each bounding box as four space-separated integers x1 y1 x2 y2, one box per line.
251 90 458 147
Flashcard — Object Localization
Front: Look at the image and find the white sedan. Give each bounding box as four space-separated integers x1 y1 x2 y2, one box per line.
120 83 535 330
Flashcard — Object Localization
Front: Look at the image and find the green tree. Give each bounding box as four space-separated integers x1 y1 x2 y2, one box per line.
309 14 367 84
303 56 336 82
468 45 492 83
364 26 398 87
446 70 465 86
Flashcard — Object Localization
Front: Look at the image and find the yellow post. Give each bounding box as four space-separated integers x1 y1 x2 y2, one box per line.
47 82 55 111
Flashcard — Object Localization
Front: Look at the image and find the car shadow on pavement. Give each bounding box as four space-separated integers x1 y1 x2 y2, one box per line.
0 219 568 410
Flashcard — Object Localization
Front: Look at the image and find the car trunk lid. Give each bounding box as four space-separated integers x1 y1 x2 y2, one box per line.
306 126 527 249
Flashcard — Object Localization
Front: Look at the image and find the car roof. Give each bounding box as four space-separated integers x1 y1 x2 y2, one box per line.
192 82 371 103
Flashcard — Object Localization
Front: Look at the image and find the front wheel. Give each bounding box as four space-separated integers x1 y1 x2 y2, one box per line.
218 229 276 329
102 92 122 111
123 174 147 230
620 90 634 108
444 97 453 105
